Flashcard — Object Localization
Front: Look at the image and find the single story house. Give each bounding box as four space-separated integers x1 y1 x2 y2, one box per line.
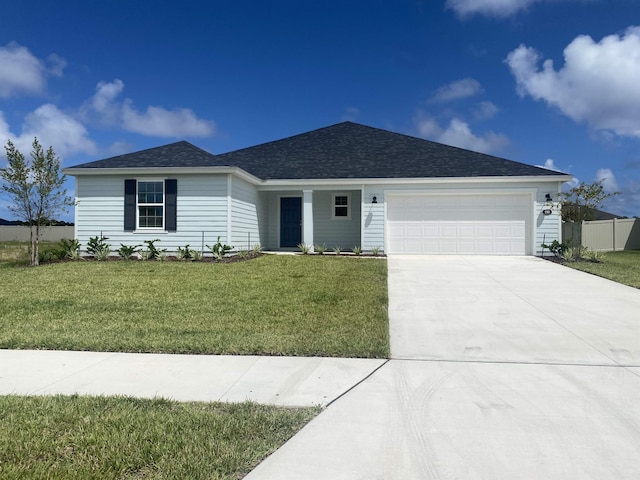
63 121 572 255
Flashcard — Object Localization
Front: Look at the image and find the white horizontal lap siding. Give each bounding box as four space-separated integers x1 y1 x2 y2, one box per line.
312 190 361 250
535 189 562 255
264 192 282 249
362 186 385 252
174 175 228 252
75 176 125 249
230 176 262 251
75 174 228 253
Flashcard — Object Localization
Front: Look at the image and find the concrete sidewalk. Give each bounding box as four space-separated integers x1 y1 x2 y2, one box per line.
0 349 385 407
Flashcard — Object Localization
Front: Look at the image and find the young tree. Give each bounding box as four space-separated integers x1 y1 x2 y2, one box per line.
1 138 73 266
560 179 621 222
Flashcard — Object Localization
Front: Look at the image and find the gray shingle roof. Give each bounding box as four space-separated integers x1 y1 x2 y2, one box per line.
71 141 217 169
69 122 562 179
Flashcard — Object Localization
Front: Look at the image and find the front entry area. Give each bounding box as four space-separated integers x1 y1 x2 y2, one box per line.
280 197 302 247
386 193 531 255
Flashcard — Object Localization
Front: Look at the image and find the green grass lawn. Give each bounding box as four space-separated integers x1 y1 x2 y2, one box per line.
562 250 640 289
0 254 389 358
0 395 319 479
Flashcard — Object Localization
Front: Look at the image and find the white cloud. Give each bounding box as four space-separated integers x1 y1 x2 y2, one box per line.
595 168 620 193
536 158 579 187
592 170 639 217
415 114 509 154
0 105 96 159
122 102 214 138
430 78 483 103
446 0 539 18
0 42 47 98
46 53 67 77
506 27 640 138
537 158 562 171
82 79 215 138
80 79 125 126
474 101 499 120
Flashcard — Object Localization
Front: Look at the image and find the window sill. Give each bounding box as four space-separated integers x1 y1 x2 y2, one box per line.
133 229 169 234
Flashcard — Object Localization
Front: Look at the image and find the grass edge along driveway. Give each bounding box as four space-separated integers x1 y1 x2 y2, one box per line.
0 254 389 358
561 250 640 289
0 394 319 480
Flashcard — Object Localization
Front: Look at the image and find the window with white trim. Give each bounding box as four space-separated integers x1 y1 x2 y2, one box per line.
137 181 164 229
332 193 351 220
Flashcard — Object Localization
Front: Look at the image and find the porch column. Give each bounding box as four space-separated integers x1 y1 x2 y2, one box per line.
302 189 314 251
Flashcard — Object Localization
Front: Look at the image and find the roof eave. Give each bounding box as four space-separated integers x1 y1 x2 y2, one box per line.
62 166 262 185
260 174 574 186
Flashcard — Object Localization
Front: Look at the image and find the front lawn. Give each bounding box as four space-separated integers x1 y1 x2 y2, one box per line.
0 255 389 357
562 250 640 289
0 395 318 479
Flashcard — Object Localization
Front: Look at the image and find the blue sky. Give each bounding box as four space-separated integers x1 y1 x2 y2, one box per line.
1 0 639 221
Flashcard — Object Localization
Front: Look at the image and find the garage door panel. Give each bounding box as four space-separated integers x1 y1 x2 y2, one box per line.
387 194 531 255
422 224 439 236
476 225 494 236
457 224 475 237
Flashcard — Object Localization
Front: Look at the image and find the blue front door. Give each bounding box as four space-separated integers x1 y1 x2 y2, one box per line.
280 197 302 247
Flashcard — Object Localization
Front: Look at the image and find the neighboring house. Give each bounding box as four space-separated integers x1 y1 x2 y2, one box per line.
63 122 572 255
561 204 627 221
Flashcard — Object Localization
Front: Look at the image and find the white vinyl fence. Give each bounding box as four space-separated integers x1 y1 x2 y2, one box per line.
0 226 75 242
562 218 640 251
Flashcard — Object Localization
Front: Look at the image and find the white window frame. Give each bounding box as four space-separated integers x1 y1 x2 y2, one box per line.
137 179 165 230
331 193 351 220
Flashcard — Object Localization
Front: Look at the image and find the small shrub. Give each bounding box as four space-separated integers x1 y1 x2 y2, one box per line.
117 244 141 260
177 244 195 261
94 248 111 261
87 235 111 260
56 238 81 260
38 249 55 263
191 250 202 262
67 249 83 261
158 251 169 262
297 243 311 255
333 246 342 256
541 240 569 259
207 236 233 260
352 246 362 256
251 243 262 255
236 250 250 260
371 246 381 257
139 249 154 261
562 245 589 262
315 243 327 255
562 246 579 262
584 249 605 263
141 239 165 261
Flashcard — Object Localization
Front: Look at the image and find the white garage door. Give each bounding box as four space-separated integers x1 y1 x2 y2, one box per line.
387 194 531 255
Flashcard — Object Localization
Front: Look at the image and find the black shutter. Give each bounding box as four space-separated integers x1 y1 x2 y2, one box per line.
124 179 136 231
165 179 177 232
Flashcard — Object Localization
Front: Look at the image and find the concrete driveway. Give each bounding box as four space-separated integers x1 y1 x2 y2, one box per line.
247 256 640 479
389 255 640 365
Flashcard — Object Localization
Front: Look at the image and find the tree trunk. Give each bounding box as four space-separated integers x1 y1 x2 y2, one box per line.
31 224 39 266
